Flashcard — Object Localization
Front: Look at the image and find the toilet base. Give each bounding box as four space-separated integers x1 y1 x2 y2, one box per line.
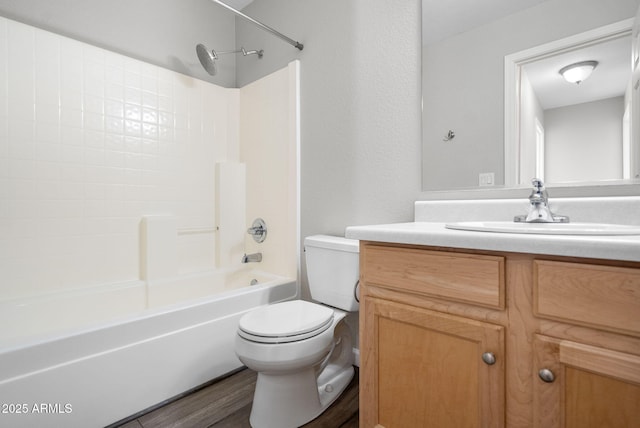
249 364 354 428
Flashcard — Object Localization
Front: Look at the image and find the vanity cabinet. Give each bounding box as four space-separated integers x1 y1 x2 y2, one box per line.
362 298 504 427
532 260 640 428
533 335 640 428
359 241 640 428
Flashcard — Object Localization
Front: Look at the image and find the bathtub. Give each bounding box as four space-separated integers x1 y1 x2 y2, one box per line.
0 266 297 428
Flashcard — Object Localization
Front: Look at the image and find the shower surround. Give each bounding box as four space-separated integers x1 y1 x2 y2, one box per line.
0 16 299 427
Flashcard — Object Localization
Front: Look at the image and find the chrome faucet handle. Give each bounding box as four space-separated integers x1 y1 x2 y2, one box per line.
247 218 267 243
529 178 548 203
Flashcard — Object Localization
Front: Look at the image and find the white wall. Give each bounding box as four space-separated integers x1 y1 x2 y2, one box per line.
233 0 423 297
545 96 624 182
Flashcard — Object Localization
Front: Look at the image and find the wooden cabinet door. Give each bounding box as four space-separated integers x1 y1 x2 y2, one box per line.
534 335 640 428
360 297 505 428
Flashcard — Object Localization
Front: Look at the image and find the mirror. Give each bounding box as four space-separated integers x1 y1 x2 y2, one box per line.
422 0 640 192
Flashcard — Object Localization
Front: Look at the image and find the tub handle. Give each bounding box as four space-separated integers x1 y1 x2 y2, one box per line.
247 218 267 243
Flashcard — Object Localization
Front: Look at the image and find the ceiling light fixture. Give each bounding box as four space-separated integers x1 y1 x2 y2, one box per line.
559 60 599 84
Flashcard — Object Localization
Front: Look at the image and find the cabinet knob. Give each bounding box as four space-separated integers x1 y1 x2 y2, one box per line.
538 368 556 383
481 352 496 365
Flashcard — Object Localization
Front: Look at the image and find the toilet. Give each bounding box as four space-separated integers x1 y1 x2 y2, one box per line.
235 235 359 428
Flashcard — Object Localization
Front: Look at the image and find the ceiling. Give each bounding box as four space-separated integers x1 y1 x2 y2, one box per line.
523 35 631 110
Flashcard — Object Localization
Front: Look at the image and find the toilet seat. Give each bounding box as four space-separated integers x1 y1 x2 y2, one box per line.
238 300 334 344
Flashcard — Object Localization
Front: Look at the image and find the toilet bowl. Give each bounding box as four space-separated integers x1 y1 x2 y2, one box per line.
234 235 359 428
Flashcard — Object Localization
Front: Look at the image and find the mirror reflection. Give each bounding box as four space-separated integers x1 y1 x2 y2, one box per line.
421 0 640 192
506 21 637 186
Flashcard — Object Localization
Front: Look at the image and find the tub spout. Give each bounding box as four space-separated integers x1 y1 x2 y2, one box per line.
241 252 262 263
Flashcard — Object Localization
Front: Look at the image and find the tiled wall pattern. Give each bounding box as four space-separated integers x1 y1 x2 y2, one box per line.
0 17 240 300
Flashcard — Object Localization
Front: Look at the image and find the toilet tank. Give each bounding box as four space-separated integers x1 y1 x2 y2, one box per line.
304 235 359 312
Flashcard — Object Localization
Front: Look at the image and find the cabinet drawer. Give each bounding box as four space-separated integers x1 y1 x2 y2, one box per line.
534 260 640 336
362 245 505 309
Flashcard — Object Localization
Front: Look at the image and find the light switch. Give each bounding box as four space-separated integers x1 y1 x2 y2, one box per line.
479 172 495 186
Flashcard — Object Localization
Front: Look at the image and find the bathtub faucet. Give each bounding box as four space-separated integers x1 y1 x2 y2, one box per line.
241 252 262 263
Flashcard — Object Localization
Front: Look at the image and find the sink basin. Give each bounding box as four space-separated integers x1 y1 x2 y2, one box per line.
445 221 640 236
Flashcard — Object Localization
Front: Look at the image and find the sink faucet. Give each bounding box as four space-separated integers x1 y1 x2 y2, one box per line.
241 252 262 263
514 178 569 223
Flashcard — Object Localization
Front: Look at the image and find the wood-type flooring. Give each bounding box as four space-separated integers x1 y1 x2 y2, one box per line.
111 367 359 428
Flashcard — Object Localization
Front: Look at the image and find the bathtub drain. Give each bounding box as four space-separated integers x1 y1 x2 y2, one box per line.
250 279 259 285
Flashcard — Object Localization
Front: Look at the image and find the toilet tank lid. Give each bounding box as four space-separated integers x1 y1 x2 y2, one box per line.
304 235 359 253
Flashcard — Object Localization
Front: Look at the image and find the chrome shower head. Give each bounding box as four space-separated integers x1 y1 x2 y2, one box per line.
196 43 218 76
197 43 264 76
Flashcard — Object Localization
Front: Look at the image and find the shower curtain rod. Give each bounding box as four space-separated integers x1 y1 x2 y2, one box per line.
211 0 304 51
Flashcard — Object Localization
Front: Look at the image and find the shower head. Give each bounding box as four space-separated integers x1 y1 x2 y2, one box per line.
196 43 218 76
196 43 264 77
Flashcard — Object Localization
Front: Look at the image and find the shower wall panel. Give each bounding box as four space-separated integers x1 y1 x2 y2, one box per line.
0 16 240 301
240 62 299 279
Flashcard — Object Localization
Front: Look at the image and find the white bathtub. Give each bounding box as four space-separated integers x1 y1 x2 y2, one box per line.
0 266 297 428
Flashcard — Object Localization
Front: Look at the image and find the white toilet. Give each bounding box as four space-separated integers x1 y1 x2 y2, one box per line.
235 235 359 428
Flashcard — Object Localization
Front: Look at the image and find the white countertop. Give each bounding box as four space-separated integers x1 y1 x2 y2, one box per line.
345 197 640 262
345 222 640 262
345 221 640 263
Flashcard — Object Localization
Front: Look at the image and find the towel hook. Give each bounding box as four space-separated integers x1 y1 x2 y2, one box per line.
443 130 455 142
